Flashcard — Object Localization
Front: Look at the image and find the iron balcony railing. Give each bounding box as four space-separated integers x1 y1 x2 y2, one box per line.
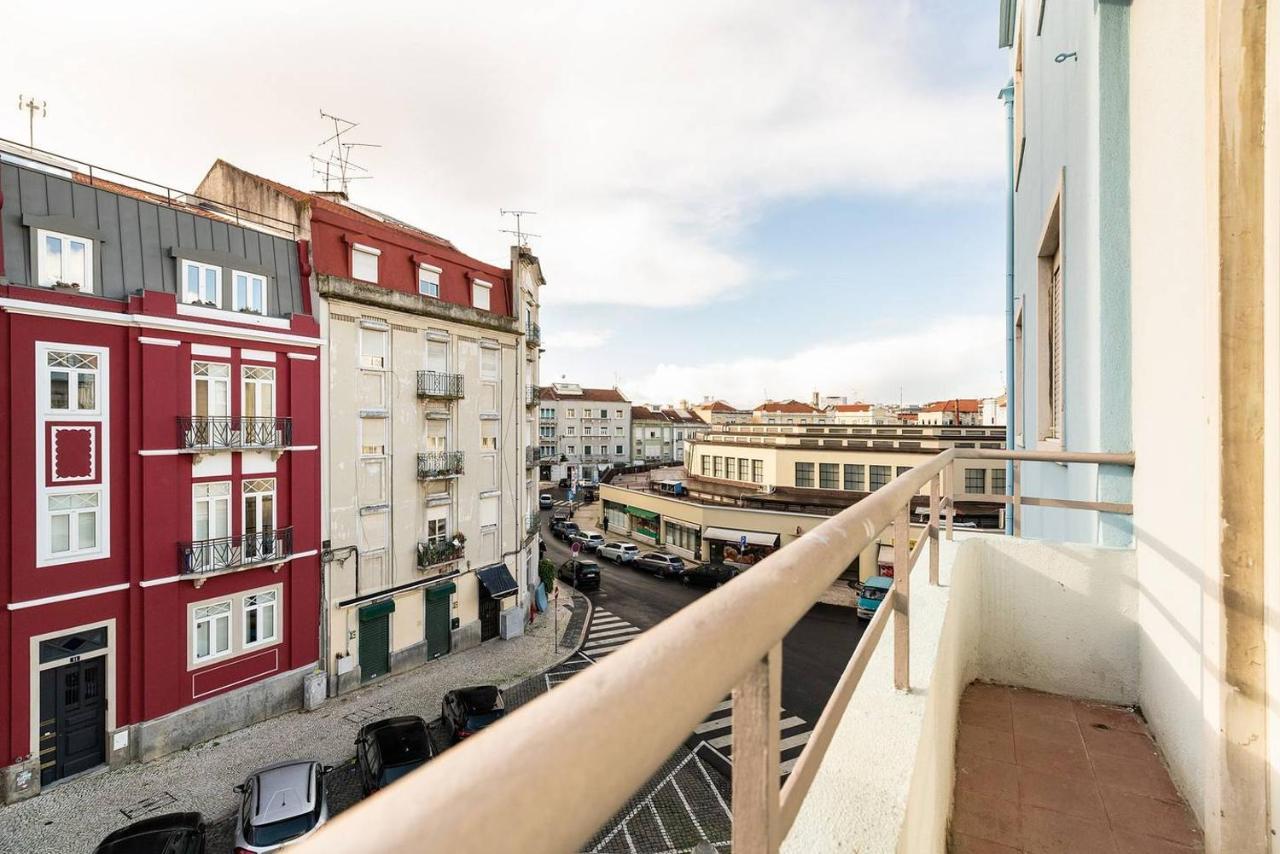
417 539 464 569
526 320 541 347
295 447 1134 854
417 451 465 479
525 445 539 467
526 384 541 406
178 416 292 451
417 371 465 400
180 527 294 576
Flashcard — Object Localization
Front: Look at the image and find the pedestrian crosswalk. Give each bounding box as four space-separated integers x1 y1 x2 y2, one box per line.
546 606 813 779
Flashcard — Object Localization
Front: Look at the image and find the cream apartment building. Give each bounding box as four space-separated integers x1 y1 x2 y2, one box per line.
539 383 630 483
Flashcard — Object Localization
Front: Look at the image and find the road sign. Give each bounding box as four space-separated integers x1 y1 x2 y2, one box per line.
739 535 748 551
571 541 581 555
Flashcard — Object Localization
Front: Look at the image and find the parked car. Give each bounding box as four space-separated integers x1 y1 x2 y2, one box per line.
355 715 435 795
680 562 741 589
578 484 599 502
539 493 553 509
233 760 331 853
571 531 606 552
633 552 686 579
558 477 570 488
441 686 507 743
857 576 894 619
597 541 639 563
558 558 601 591
553 521 581 542
95 812 206 854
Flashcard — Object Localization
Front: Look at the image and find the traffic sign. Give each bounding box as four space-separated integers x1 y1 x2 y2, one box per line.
739 535 748 551
571 541 581 555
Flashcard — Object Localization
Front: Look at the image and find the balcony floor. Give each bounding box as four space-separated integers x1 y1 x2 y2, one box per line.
950 682 1203 853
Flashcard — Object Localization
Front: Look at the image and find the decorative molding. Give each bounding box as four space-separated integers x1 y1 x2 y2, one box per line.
138 336 181 347
286 353 318 361
9 582 130 611
139 575 183 588
241 349 277 363
317 275 519 336
191 344 232 358
177 302 291 330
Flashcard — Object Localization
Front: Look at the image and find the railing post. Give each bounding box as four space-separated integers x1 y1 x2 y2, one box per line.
893 509 910 690
1012 459 1022 537
945 461 956 541
928 474 940 586
733 643 782 854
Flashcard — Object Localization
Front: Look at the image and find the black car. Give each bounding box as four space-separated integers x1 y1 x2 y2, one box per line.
558 558 601 591
553 521 581 542
633 551 686 578
441 686 506 743
681 562 741 589
355 715 434 795
95 812 206 854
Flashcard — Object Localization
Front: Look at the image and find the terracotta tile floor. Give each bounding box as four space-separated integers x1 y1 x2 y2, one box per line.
949 682 1203 854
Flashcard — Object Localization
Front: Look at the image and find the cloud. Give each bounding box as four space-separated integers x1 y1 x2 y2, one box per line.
0 0 1002 310
622 314 1005 407
545 329 613 351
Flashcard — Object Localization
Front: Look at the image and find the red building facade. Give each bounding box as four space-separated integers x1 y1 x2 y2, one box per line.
0 153 322 801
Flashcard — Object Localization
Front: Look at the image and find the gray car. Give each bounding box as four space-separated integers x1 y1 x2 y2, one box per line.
233 759 331 852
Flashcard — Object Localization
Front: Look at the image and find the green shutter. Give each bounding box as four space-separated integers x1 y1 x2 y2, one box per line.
359 600 396 622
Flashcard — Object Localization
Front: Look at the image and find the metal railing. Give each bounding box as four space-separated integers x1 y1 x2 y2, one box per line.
417 451 465 479
526 512 540 538
180 527 294 576
417 371 465 400
178 416 293 451
295 447 1133 854
525 445 540 467
417 539 464 569
526 384 541 406
526 320 541 347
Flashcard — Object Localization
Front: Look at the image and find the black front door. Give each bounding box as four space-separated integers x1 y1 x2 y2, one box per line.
479 596 500 642
39 658 106 785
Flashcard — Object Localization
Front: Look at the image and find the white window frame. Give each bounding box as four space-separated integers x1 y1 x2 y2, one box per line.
36 228 93 292
45 491 101 557
180 259 222 307
231 270 267 315
352 243 381 283
192 361 231 419
44 350 101 415
192 480 231 544
472 279 492 311
242 590 279 649
242 365 276 423
242 478 277 540
419 263 442 298
193 600 233 664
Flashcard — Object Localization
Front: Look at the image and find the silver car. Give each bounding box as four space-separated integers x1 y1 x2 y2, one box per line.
597 541 639 563
233 759 331 852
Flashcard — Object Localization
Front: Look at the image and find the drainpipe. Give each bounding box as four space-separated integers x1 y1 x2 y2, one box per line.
999 80 1015 535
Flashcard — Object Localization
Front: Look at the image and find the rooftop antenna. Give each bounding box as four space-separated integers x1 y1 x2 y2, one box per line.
315 110 380 195
17 95 46 148
500 209 539 247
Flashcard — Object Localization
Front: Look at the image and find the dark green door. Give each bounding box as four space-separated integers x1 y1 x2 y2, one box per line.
39 658 106 784
426 596 451 660
359 613 390 682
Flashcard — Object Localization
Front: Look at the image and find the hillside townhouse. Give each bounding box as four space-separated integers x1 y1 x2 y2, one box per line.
915 398 981 426
0 147 322 800
196 163 542 695
538 383 630 483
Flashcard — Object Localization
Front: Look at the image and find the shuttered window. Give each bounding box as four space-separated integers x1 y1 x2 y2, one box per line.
1048 259 1063 439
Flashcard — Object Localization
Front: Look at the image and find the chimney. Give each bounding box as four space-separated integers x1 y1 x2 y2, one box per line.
313 190 349 203
811 391 819 408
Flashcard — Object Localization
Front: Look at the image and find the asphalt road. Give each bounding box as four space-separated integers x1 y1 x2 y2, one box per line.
540 504 865 727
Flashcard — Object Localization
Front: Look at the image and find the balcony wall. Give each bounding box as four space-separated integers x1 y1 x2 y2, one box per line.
784 534 1138 852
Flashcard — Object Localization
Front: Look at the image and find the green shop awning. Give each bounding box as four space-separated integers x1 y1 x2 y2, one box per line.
425 581 456 601
359 599 396 622
626 506 659 521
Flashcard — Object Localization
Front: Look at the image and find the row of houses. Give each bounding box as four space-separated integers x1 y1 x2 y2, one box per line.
0 142 543 802
688 395 1007 427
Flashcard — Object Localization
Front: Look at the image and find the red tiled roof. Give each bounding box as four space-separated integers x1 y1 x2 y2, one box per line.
700 400 738 412
831 403 873 412
661 408 706 424
755 399 821 413
541 386 629 403
632 405 667 421
921 398 981 413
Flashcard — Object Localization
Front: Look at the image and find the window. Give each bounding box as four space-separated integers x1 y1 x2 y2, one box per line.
819 463 839 489
37 229 92 291
427 515 449 545
567 445 576 454
193 481 231 544
232 271 267 314
566 426 576 436
418 263 441 298
243 591 278 647
965 469 987 495
540 425 554 438
584 445 593 456
738 459 750 481
46 350 99 412
193 601 232 662
540 408 554 419
481 420 498 451
242 478 276 559
701 456 710 476
480 346 499 380
566 408 576 418
615 445 623 455
1015 304 1025 447
615 409 622 419
242 366 275 420
795 462 815 488
583 426 592 436
360 418 390 508
472 280 492 311
1038 186 1064 443
991 468 1006 494
193 362 230 418
869 465 891 491
601 409 609 418
616 426 624 436
181 260 221 306
752 460 763 484
844 464 865 491
47 492 100 555
352 244 380 282
360 325 388 369
724 457 736 479
896 466 912 478
713 457 723 478
665 520 701 555
1013 16 1025 187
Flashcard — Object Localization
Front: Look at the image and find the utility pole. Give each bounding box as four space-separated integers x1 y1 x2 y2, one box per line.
17 95 45 148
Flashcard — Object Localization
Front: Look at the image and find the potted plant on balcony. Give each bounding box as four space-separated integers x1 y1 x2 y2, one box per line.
51 280 82 292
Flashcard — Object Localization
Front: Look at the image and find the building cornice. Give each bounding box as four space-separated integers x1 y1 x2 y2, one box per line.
317 275 519 335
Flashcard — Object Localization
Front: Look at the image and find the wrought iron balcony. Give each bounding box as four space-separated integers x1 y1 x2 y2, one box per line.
180 527 294 577
418 450 465 479
417 538 464 569
526 512 540 538
526 384 541 406
526 320 541 347
178 417 293 451
417 371 465 400
525 445 540 467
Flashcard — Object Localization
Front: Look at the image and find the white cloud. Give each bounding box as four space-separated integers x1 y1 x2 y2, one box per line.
622 314 1005 407
545 329 613 351
0 0 1001 310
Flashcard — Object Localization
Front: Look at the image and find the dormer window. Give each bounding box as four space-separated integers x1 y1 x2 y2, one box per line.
37 229 93 292
419 263 441 298
352 243 380 283
232 270 267 314
181 260 221 307
472 279 492 311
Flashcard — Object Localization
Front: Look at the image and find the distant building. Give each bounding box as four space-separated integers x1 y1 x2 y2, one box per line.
539 384 631 482
631 406 672 463
691 399 751 425
980 394 1007 427
916 399 982 426
659 407 707 462
827 403 899 425
752 399 828 425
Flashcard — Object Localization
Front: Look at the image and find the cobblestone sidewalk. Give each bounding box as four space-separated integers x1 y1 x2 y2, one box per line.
0 586 587 854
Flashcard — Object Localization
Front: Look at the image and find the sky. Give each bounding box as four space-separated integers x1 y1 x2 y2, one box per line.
0 0 1009 409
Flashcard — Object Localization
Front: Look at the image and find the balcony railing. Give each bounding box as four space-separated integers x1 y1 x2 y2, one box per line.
178 416 292 451
526 512 540 539
417 538 464 570
417 451 465 479
296 446 1133 854
526 384 540 406
525 446 539 467
180 527 294 576
417 371 465 400
526 320 541 347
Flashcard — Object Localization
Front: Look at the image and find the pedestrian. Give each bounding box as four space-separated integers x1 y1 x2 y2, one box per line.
602 517 609 533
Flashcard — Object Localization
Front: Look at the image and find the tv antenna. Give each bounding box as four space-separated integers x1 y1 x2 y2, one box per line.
314 110 380 195
500 209 539 247
17 95 46 148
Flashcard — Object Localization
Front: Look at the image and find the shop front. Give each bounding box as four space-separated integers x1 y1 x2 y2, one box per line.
626 506 661 544
702 527 780 568
663 519 702 560
603 500 630 534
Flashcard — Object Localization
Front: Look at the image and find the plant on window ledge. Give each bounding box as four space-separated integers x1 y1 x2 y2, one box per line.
195 299 219 308
451 531 467 549
52 280 82 291
237 306 264 315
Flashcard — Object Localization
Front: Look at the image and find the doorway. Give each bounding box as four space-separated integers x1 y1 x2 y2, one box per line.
39 657 106 785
